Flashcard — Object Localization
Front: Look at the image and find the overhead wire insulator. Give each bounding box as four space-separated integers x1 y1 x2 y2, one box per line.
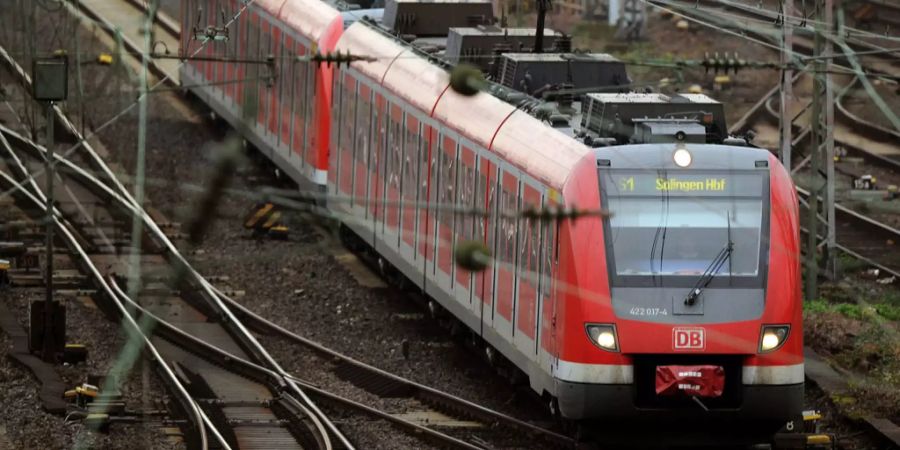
308 50 375 67
701 51 747 74
455 240 491 272
449 63 486 97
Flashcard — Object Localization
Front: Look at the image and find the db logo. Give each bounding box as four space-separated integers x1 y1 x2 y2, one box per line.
673 327 705 350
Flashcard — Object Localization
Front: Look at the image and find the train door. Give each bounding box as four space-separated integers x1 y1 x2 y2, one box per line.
371 92 387 242
203 2 215 84
456 144 477 316
539 191 559 368
514 183 541 355
433 133 458 293
236 4 248 113
267 25 282 140
242 13 260 125
224 0 239 109
327 71 341 195
292 39 308 168
477 157 497 331
279 31 292 159
418 123 437 272
257 18 271 134
383 103 403 249
493 170 519 340
213 0 226 102
338 74 357 200
352 83 372 221
398 113 420 273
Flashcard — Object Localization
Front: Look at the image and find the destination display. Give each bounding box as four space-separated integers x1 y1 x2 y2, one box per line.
602 171 764 197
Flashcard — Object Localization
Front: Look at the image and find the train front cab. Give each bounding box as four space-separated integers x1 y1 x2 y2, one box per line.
553 144 803 438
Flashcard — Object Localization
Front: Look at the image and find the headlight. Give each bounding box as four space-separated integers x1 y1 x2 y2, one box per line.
673 148 692 167
586 324 619 352
759 325 790 353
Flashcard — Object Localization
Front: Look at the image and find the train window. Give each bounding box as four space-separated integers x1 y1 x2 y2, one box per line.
600 170 767 286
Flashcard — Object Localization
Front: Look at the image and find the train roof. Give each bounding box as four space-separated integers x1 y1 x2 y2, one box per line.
256 0 341 41
337 22 592 189
335 0 737 147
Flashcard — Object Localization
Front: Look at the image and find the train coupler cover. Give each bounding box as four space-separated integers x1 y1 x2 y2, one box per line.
654 365 725 397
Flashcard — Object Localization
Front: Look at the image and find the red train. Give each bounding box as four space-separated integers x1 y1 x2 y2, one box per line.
180 0 804 442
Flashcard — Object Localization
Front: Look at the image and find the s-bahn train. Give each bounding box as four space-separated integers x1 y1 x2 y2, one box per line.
179 0 803 441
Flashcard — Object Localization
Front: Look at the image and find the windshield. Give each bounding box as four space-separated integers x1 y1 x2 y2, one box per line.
600 170 767 285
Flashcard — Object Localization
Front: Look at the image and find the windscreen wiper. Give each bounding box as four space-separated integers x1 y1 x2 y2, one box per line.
684 241 733 306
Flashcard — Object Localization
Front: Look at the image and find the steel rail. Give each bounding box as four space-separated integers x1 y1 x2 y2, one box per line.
796 186 900 279
209 285 578 448
0 122 344 449
104 277 490 450
0 139 228 450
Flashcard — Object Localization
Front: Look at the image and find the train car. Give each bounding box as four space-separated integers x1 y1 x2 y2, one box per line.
179 0 342 188
180 1 803 443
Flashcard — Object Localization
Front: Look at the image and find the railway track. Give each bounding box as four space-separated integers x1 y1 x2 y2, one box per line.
0 39 343 449
0 79 576 450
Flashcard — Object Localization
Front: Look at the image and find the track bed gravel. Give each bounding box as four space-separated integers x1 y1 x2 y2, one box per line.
0 287 183 450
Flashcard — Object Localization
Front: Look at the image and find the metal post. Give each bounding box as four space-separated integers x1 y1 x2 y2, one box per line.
42 102 56 362
31 55 68 362
806 0 836 300
779 0 793 173
823 1 836 279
